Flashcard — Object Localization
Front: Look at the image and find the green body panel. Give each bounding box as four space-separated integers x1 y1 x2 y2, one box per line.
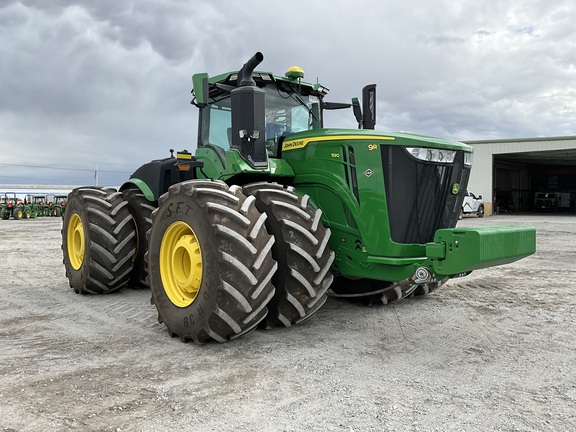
277 128 465 281
194 147 295 182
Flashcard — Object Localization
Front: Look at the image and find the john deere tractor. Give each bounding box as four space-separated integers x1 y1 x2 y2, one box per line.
62 52 536 344
49 194 67 217
25 194 50 218
2 193 24 220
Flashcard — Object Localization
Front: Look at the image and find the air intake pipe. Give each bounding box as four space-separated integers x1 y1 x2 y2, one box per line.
237 52 264 87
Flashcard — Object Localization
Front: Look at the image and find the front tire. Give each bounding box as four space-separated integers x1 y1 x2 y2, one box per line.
147 180 277 343
242 182 335 328
62 187 136 294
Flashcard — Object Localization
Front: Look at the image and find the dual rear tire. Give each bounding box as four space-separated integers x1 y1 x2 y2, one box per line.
242 182 335 328
146 181 335 342
62 187 136 294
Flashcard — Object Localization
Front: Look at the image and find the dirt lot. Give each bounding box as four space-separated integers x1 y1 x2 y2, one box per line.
1 214 575 431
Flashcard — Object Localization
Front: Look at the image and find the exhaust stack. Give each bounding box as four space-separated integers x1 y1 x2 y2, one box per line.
231 52 267 168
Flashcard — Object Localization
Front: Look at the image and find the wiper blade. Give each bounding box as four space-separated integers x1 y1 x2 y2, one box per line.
289 86 318 122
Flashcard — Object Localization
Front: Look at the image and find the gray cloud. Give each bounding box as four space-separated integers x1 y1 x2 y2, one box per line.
1 0 575 185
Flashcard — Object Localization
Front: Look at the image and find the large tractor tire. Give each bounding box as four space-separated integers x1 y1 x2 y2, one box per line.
13 207 23 220
146 180 277 344
62 187 136 294
242 182 335 328
122 185 157 288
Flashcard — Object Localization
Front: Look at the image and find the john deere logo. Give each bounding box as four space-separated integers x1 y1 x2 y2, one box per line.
452 183 460 195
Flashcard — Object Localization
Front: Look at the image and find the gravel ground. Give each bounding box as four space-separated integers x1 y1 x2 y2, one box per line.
1 214 575 432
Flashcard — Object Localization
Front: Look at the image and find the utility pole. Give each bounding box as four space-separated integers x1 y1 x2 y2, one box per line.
94 167 99 185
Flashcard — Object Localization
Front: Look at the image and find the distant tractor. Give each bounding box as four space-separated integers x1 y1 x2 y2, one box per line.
1 193 23 220
27 195 49 217
49 195 68 217
62 52 536 344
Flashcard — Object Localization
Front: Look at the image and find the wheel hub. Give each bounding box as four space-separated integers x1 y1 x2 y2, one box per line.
67 213 85 270
160 221 203 307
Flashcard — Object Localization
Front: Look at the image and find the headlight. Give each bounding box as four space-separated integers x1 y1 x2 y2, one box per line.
464 152 473 166
405 147 456 164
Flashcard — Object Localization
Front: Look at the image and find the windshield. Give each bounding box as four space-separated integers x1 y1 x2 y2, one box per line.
199 86 321 154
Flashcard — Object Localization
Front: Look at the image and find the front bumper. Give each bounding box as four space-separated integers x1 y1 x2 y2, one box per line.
425 226 536 277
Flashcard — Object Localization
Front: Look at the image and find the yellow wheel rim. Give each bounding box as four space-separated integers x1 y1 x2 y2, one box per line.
160 221 203 307
67 213 85 270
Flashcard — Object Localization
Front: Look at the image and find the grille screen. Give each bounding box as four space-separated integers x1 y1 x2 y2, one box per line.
381 146 469 244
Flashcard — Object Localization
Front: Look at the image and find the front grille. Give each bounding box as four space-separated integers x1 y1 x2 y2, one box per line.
381 146 469 244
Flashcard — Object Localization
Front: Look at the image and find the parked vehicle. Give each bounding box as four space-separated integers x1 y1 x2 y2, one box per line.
49 195 68 217
1 193 23 220
460 190 484 218
534 192 570 211
27 195 50 217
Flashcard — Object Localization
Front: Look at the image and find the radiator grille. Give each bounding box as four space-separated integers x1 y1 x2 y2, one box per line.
381 146 470 244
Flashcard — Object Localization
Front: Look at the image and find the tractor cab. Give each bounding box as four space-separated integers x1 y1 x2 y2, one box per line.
191 52 375 174
192 55 324 163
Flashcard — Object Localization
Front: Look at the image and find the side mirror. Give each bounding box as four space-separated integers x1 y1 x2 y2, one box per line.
192 73 209 106
352 97 362 128
362 84 376 130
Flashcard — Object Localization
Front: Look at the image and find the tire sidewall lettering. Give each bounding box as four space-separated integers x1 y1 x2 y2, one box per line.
166 201 193 218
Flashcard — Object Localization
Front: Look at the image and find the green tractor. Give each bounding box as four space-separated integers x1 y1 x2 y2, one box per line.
62 52 536 344
2 193 24 220
36 195 51 217
49 194 67 217
25 195 49 218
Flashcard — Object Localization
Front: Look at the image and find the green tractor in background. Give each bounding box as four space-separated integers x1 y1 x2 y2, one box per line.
36 195 50 216
2 193 24 220
62 52 536 344
25 195 50 218
48 195 67 217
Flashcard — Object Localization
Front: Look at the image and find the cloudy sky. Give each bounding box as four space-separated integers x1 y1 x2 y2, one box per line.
1 0 575 186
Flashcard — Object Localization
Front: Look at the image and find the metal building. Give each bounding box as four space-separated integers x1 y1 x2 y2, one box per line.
464 136 576 215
